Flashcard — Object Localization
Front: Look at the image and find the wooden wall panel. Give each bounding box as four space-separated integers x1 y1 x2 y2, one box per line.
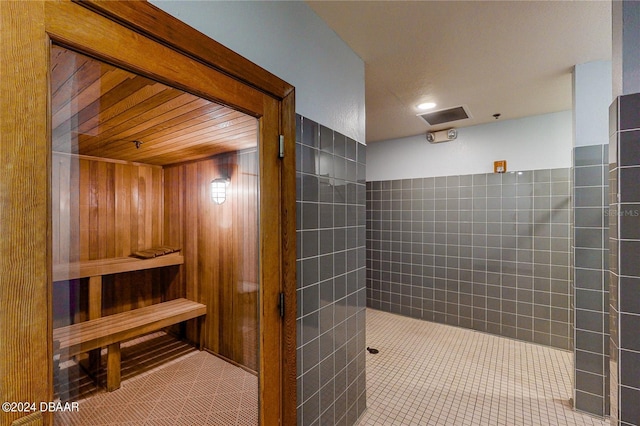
52 153 164 263
164 149 259 371
52 154 166 325
79 160 91 261
162 166 186 303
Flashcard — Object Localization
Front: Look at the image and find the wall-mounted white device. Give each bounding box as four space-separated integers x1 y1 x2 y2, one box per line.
426 128 457 144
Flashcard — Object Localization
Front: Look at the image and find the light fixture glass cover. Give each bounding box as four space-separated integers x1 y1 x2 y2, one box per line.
417 102 436 110
210 177 230 204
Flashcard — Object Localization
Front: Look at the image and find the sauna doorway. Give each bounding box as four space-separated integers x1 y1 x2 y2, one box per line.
39 2 295 425
51 44 261 421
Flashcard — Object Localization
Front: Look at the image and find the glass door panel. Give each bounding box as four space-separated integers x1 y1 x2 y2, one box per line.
51 44 259 424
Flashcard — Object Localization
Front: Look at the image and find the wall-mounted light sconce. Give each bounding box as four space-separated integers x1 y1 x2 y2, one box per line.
210 177 230 204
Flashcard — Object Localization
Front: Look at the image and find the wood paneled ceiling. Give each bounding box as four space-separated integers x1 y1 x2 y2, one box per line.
51 46 257 166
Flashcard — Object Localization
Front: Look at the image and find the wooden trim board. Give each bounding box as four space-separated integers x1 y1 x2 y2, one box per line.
75 0 294 100
0 3 51 425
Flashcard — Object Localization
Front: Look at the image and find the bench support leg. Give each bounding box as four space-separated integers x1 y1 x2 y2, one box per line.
106 343 121 391
87 275 103 378
198 316 204 350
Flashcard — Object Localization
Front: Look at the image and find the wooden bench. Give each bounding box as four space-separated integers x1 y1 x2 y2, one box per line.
53 298 206 391
53 252 186 323
53 252 186 282
52 253 205 391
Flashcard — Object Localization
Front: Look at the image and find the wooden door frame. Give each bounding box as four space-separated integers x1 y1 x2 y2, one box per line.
0 1 296 425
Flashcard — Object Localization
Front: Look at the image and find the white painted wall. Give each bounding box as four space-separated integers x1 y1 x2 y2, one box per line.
150 0 366 143
367 111 572 181
573 61 612 147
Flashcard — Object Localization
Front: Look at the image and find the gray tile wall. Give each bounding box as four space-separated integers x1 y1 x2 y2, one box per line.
609 93 640 426
366 169 573 350
573 144 610 417
296 115 367 426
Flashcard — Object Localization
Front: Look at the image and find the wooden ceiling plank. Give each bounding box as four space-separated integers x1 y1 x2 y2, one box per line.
78 91 197 151
76 91 206 153
138 116 257 153
65 69 136 129
137 100 233 133
50 47 85 98
127 127 258 164
51 58 101 117
52 85 175 153
124 108 250 148
128 137 257 164
51 48 90 99
119 102 230 142
50 44 64 66
106 113 255 160
76 83 175 136
52 72 149 146
51 64 109 145
85 95 210 144
95 120 256 165
77 75 156 129
52 68 134 133
86 99 222 149
143 138 258 166
52 47 263 166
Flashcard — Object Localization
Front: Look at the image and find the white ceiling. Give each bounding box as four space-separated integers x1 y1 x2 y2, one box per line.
306 0 612 143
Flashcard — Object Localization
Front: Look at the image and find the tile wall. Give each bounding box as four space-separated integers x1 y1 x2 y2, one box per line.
609 93 640 426
366 169 573 350
573 144 610 417
296 115 367 426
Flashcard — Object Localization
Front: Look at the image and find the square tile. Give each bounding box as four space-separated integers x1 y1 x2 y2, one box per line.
620 167 640 202
619 130 640 166
575 145 606 167
620 92 640 131
620 313 640 352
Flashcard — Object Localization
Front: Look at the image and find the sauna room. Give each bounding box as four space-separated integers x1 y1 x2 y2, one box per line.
51 44 261 419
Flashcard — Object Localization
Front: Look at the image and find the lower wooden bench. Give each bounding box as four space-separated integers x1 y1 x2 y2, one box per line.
53 298 207 391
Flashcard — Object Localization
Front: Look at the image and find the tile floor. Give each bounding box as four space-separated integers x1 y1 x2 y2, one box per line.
357 309 607 426
55 311 609 425
54 332 198 403
54 332 258 425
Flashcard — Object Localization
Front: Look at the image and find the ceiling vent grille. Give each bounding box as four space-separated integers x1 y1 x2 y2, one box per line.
418 105 471 126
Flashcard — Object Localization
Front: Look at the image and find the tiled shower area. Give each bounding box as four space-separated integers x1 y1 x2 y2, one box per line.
366 169 573 350
358 309 606 426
